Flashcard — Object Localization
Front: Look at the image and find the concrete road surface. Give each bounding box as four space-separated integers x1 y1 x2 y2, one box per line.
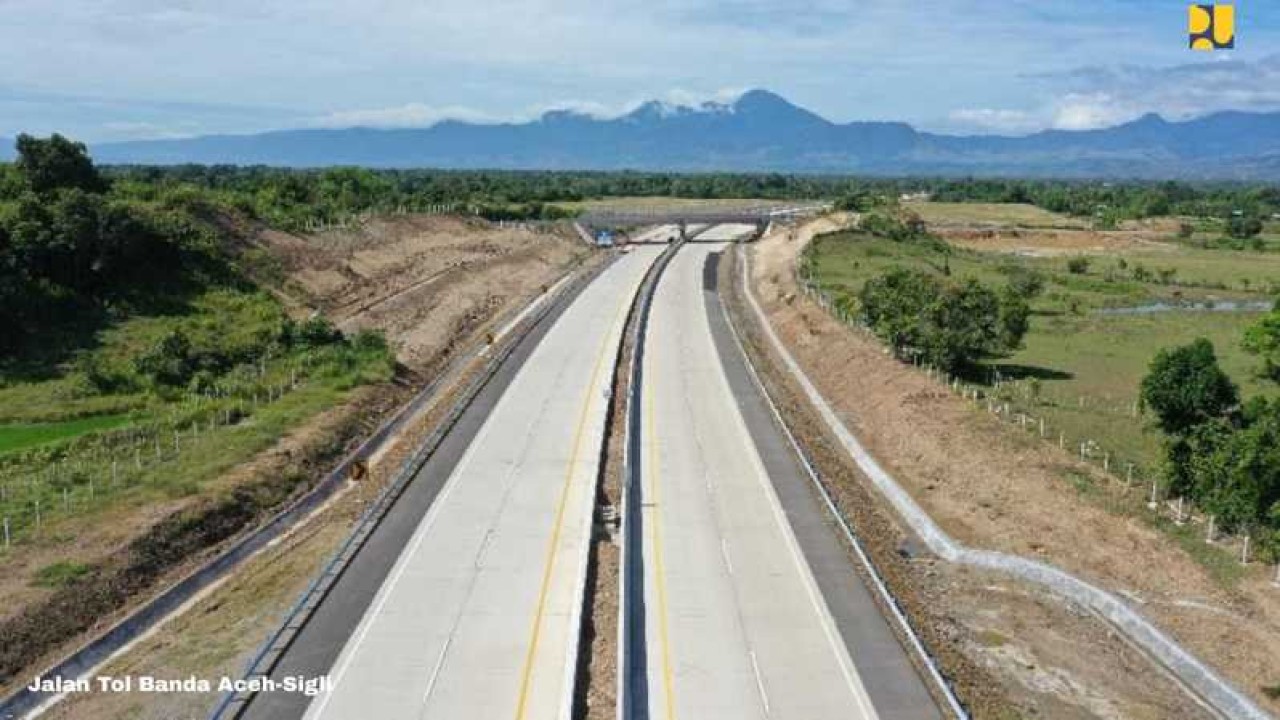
301 245 662 720
690 223 757 242
638 239 940 720
630 225 679 244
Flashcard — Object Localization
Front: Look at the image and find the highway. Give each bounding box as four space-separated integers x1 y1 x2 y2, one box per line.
629 224 680 244
236 227 937 720
289 245 661 720
689 223 757 242
637 240 941 720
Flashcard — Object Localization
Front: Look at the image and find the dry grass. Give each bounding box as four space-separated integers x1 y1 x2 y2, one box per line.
751 215 1280 717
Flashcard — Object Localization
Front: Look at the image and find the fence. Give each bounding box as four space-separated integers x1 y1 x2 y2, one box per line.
792 258 1276 575
0 354 316 550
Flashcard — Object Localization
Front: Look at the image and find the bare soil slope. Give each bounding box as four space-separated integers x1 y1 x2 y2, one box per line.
256 215 585 370
749 216 1279 718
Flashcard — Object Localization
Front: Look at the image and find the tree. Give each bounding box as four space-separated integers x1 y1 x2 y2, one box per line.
859 268 1019 372
1181 400 1280 531
14 134 105 195
1226 213 1263 239
1140 338 1239 437
997 286 1031 351
922 279 1001 371
134 330 195 387
859 268 939 355
1243 299 1280 382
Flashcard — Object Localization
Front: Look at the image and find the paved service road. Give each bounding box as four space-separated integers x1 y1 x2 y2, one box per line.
301 245 662 720
639 239 940 720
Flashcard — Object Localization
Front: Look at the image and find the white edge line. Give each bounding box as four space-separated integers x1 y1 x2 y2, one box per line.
708 270 880 720
725 244 969 720
748 650 771 717
303 279 556 719
557 247 664 720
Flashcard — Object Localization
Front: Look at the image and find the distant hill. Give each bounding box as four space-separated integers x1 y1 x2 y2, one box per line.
15 90 1280 178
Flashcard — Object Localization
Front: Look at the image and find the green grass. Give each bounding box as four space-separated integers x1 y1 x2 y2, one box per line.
0 285 394 547
31 561 91 588
0 414 134 456
999 312 1274 468
906 201 1086 228
806 228 1278 473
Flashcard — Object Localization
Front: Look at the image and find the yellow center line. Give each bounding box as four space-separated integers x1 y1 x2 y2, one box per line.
646 335 678 720
513 279 635 720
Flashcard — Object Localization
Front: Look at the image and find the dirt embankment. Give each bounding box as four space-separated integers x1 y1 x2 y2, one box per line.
742 216 1279 718
33 317 529 720
254 215 587 371
2 214 594 715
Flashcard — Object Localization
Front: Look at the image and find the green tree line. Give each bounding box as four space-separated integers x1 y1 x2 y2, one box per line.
0 135 232 352
1140 302 1280 559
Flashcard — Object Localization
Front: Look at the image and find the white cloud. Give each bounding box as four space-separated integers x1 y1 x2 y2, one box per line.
942 55 1280 134
308 103 499 129
307 87 757 130
946 108 1040 134
1046 54 1280 124
1049 93 1134 130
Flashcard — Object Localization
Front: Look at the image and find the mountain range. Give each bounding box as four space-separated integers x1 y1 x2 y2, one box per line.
7 90 1280 178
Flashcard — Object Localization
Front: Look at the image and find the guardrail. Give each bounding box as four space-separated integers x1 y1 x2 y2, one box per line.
617 239 684 720
208 258 614 720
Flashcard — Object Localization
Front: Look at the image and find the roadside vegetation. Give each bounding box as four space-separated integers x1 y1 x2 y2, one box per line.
1140 312 1280 556
101 166 1280 242
804 202 1280 561
0 135 394 549
0 136 397 686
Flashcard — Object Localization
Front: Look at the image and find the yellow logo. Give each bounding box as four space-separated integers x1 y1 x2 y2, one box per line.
1189 4 1234 50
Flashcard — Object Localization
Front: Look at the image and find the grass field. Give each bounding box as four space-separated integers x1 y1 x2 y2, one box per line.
0 415 134 457
906 201 1087 228
807 223 1278 472
0 287 393 549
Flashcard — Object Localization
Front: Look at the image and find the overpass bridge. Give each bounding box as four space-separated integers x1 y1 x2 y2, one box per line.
577 202 829 241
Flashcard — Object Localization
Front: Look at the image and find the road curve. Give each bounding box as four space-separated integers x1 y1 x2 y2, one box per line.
637 240 939 720
277 245 661 720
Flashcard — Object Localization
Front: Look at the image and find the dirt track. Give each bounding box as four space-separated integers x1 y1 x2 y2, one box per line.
743 216 1279 718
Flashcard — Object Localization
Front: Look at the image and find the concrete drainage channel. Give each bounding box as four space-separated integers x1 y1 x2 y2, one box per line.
736 244 1273 720
0 258 600 720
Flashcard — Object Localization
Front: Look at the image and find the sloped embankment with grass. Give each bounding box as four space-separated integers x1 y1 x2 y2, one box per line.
0 137 400 691
0 136 588 696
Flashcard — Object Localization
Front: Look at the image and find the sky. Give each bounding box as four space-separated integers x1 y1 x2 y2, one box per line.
2 0 1280 142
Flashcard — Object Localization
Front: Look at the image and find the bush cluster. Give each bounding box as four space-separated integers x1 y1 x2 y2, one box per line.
857 267 1030 372
1141 317 1280 557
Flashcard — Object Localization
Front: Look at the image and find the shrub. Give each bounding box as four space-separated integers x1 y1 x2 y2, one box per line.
133 330 195 387
1066 256 1091 274
859 268 1025 372
999 264 1046 299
